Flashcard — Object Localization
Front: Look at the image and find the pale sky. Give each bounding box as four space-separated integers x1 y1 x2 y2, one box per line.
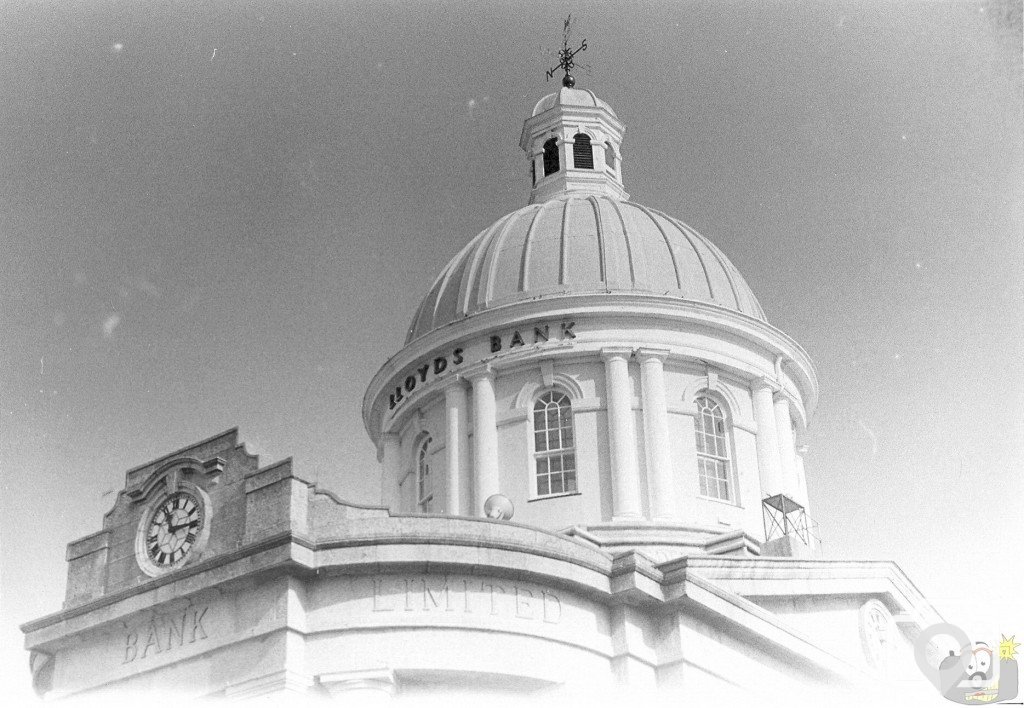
2 0 1022 699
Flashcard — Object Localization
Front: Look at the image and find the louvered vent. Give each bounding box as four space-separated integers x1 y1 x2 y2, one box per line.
573 134 594 169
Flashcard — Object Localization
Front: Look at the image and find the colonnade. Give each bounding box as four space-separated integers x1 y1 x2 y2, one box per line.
379 353 804 519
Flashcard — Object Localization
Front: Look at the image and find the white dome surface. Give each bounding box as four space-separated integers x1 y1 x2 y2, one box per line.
532 86 618 117
407 194 766 343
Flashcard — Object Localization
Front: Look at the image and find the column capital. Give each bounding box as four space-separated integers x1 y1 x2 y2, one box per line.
752 375 781 393
441 373 468 392
600 346 634 361
462 362 495 382
377 432 400 461
635 347 670 363
773 388 799 407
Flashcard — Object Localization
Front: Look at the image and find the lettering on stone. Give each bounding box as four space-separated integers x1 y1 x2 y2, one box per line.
483 582 505 615
370 576 562 624
122 605 210 664
388 322 578 412
515 586 534 619
542 590 562 624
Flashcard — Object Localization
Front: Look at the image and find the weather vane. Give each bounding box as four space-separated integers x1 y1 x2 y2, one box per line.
546 15 587 88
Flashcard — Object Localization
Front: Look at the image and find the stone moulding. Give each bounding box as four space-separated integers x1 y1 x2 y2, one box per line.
23 512 940 682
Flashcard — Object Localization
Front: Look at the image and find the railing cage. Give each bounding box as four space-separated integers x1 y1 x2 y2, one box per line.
762 494 821 546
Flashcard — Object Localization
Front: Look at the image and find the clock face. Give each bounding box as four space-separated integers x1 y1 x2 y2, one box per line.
144 491 204 568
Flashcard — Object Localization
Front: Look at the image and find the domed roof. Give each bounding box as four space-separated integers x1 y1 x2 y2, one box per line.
532 87 618 118
406 194 766 343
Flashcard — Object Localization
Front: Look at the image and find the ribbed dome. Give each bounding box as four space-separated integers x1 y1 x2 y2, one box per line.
532 87 618 118
406 195 766 343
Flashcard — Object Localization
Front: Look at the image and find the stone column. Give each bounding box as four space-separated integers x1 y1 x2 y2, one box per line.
443 378 469 516
795 445 809 509
558 134 571 174
751 379 782 498
638 349 674 521
468 367 499 516
602 348 642 519
774 394 798 498
794 444 816 550
379 433 401 511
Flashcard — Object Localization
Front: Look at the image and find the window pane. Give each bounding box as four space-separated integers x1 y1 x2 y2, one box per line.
564 471 577 492
538 475 550 496
535 431 547 452
709 433 721 458
551 475 564 494
550 455 562 473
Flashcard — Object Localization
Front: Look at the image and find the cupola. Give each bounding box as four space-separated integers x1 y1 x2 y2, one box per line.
519 85 628 204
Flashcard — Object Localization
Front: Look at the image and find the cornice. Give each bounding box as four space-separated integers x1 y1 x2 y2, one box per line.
364 293 818 444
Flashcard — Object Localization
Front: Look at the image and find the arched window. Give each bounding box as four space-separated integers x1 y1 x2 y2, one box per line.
543 137 560 176
605 144 616 170
533 391 576 496
416 436 434 512
694 396 732 501
572 133 593 169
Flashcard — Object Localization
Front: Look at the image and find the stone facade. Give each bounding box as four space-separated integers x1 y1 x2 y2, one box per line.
23 430 942 701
